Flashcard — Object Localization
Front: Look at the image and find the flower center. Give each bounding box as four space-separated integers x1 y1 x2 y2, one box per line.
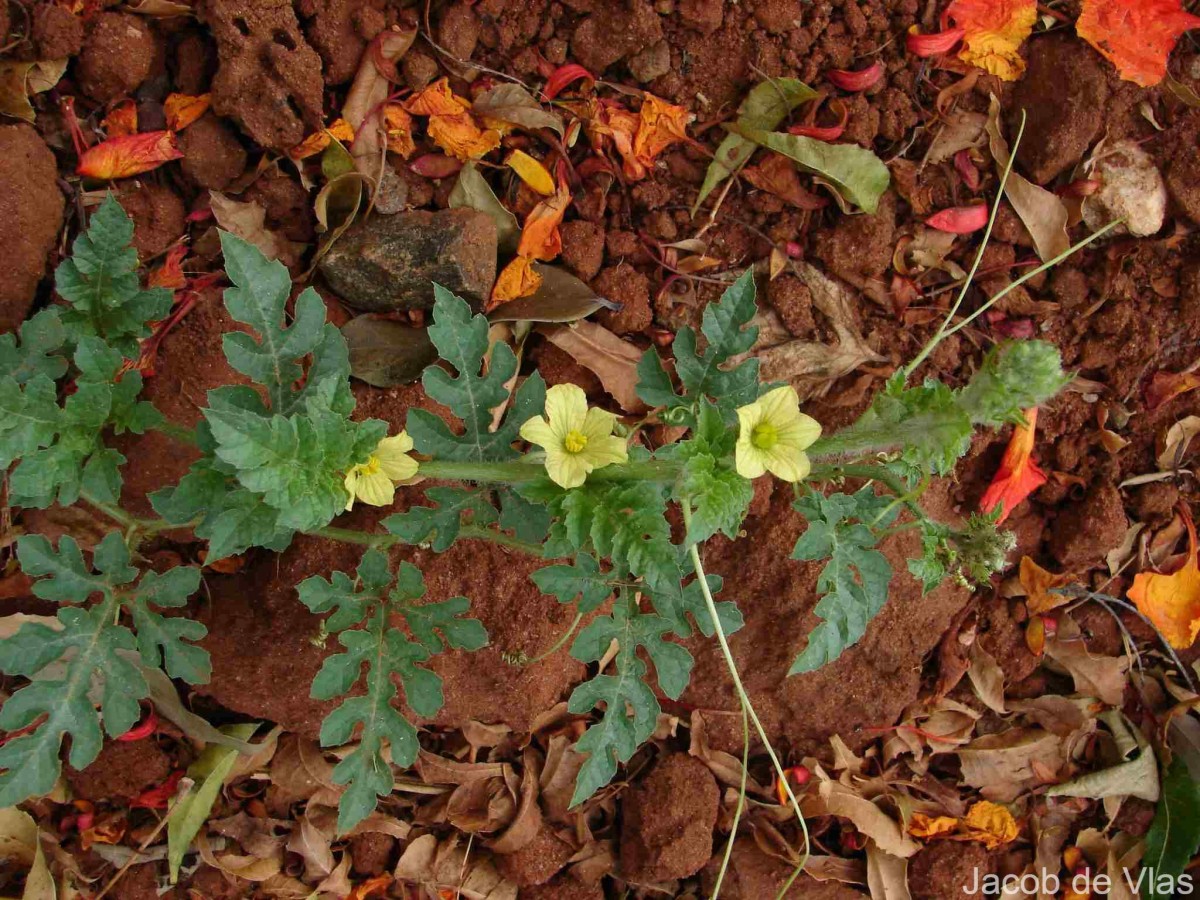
751 422 778 450
563 430 589 454
358 455 382 476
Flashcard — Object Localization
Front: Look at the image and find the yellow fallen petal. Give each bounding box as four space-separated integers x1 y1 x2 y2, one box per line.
506 149 555 196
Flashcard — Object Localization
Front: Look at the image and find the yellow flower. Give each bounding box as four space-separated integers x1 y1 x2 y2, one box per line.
344 432 419 511
519 384 628 489
735 386 821 482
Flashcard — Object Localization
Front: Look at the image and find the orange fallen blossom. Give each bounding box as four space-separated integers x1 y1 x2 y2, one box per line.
164 92 211 132
909 800 1019 849
76 130 183 180
979 407 1046 523
1128 503 1200 649
1077 0 1200 87
943 0 1037 81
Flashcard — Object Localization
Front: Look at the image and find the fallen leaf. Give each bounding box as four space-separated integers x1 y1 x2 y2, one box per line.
985 95 1070 262
448 161 520 255
149 243 188 290
0 59 67 124
944 0 1037 80
694 77 817 212
347 874 392 899
811 780 920 858
490 255 543 307
734 126 890 213
488 264 617 323
959 800 1020 849
979 407 1047 523
473 82 564 136
865 842 911 900
0 807 55 899
1142 756 1200 899
957 727 1068 802
287 809 335 880
209 191 305 265
743 151 828 210
77 130 183 179
506 149 555 196
1044 614 1130 705
164 92 210 131
126 0 193 15
517 173 570 261
342 316 437 388
1129 504 1200 649
490 749 542 854
967 640 1007 714
1047 711 1160 802
1077 0 1200 88
924 110 988 164
1158 415 1200 470
1145 369 1200 411
1020 556 1072 614
288 118 356 160
541 320 646 413
102 100 138 138
909 813 959 839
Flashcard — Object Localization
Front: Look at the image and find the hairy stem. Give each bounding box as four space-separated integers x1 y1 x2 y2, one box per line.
680 500 810 873
149 418 199 447
313 523 545 556
418 458 681 486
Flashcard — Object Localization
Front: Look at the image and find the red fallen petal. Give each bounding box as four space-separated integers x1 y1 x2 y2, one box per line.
1056 178 1101 198
129 770 184 810
149 244 187 291
774 764 812 805
785 240 803 258
906 26 966 57
1145 369 1200 411
926 203 989 233
954 149 981 191
787 100 849 141
993 316 1035 339
541 63 594 101
74 811 95 832
980 407 1047 523
408 153 463 178
77 131 183 180
117 708 158 742
826 60 885 92
576 155 616 179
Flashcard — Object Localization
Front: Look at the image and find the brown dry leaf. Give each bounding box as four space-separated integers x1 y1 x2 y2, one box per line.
0 59 67 124
810 780 920 858
865 842 911 900
1159 415 1200 470
463 721 512 754
923 110 987 164
258 874 314 898
540 321 647 413
966 640 1007 713
267 735 338 809
446 777 515 834
688 710 771 797
540 735 586 823
416 751 512 786
749 262 885 399
209 813 291 860
1047 711 1159 802
1045 614 1130 705
394 832 517 899
315 852 353 895
1008 695 1094 737
1020 556 1073 614
490 749 542 854
829 734 865 775
209 191 305 266
197 832 283 882
957 727 1068 802
343 27 417 214
286 810 334 880
884 697 980 765
985 95 1070 263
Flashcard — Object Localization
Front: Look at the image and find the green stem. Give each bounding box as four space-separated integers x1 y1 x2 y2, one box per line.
312 523 545 556
518 611 584 665
418 459 680 486
680 500 810 878
710 701 749 899
80 492 182 536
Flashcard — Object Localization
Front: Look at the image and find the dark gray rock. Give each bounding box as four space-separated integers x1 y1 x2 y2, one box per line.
319 208 497 312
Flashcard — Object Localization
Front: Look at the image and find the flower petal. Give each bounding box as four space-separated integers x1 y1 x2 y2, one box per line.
758 385 800 422
777 412 823 452
582 433 628 469
580 405 618 441
519 415 557 450
544 383 588 435
343 470 360 511
735 440 768 479
355 470 397 508
546 448 588 489
764 446 811 483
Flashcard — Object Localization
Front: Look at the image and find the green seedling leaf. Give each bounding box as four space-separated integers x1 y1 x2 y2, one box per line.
167 722 259 883
732 127 890 214
789 488 896 675
694 78 818 212
299 551 486 832
531 554 613 613
407 285 546 462
1142 756 1200 900
0 309 67 384
55 194 173 358
681 451 753 545
383 487 498 552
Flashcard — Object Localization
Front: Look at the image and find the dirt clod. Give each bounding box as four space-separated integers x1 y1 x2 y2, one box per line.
558 220 605 281
570 0 662 74
908 840 992 900
619 753 718 883
178 113 247 190
594 263 652 334
349 832 395 876
32 2 84 59
200 0 324 152
0 124 64 333
494 824 574 886
77 13 155 103
1010 35 1109 184
1048 481 1128 571
118 181 186 259
65 739 172 801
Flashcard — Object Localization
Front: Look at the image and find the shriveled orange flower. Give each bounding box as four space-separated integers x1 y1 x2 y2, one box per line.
164 93 211 132
978 407 1046 523
1078 0 1200 87
516 172 571 261
909 813 959 839
288 119 356 160
1129 504 1200 649
944 0 1037 81
489 255 542 309
427 112 502 161
148 244 188 290
383 103 416 158
102 100 138 138
402 77 470 117
909 801 1019 850
77 131 183 180
594 102 643 179
631 94 691 170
